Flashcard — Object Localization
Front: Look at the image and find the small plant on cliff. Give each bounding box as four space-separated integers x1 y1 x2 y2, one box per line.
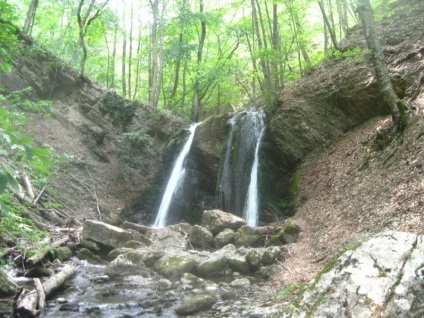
101 91 139 127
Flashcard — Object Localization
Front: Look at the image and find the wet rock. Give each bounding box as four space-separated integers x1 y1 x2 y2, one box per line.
59 303 80 312
214 228 235 248
267 221 301 246
227 251 251 274
82 219 133 248
157 278 173 291
201 210 246 235
204 280 219 292
230 278 251 289
246 250 261 271
234 226 262 247
105 253 149 278
107 247 134 261
0 269 17 296
221 290 237 300
154 254 196 278
93 275 110 283
80 239 101 252
121 240 147 249
181 273 206 290
77 247 102 263
167 222 193 234
175 294 217 315
190 225 214 248
197 256 228 278
56 246 73 261
26 266 54 278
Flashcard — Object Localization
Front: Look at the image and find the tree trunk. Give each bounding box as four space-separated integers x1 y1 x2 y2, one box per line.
191 0 206 122
337 0 349 36
357 0 406 132
23 0 39 35
149 0 159 108
318 0 339 51
128 0 134 99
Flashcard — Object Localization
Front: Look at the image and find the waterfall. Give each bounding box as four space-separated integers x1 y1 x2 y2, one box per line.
216 108 266 227
243 113 266 227
153 122 201 228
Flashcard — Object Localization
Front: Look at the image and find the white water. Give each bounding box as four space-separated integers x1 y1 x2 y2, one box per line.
153 122 201 228
243 112 266 227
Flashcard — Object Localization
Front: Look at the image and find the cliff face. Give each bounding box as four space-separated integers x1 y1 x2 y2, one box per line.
0 45 187 225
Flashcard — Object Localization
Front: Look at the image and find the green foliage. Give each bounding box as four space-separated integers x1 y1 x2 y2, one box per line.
276 282 309 302
0 194 49 257
0 1 19 72
289 171 301 209
101 92 139 127
5 87 52 114
118 131 153 148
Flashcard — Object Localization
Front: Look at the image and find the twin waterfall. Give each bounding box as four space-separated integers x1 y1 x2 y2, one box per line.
153 123 201 228
153 109 266 228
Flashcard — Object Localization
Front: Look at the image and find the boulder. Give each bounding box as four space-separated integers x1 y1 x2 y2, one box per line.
227 250 251 274
213 229 235 248
190 225 214 248
104 253 149 278
267 221 301 246
175 294 217 315
82 219 133 248
0 269 17 296
234 225 262 247
56 246 73 261
201 209 246 235
157 278 173 291
154 254 196 278
197 256 228 278
282 231 424 317
77 248 102 263
229 277 251 289
261 246 283 265
246 250 261 271
181 273 206 290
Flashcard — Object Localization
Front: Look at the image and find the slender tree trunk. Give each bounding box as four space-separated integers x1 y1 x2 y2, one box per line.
122 30 127 97
128 0 133 99
318 0 339 51
156 1 166 109
191 0 206 122
168 33 183 109
104 31 110 88
133 27 142 100
111 22 117 88
356 0 406 132
149 0 159 107
337 0 349 36
23 0 38 35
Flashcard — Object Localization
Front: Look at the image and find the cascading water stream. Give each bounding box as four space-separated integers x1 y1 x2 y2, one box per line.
153 122 201 228
243 112 266 227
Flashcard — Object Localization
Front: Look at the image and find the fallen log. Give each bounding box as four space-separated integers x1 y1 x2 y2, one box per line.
16 264 76 317
26 236 70 267
122 221 151 233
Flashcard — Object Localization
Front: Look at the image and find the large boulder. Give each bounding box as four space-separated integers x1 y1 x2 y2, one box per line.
201 210 246 235
154 254 196 279
213 228 235 248
282 231 424 317
190 225 214 248
105 252 150 278
175 294 217 316
197 256 228 278
82 219 133 248
267 221 301 246
234 225 262 247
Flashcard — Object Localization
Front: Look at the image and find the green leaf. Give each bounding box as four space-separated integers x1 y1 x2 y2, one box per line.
6 171 19 192
29 161 51 175
0 200 10 213
32 147 51 158
24 145 33 160
0 170 8 194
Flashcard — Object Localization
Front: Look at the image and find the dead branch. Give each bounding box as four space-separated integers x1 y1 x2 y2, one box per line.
122 221 151 233
23 175 35 200
16 264 76 317
33 278 45 318
33 186 46 205
26 236 70 267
